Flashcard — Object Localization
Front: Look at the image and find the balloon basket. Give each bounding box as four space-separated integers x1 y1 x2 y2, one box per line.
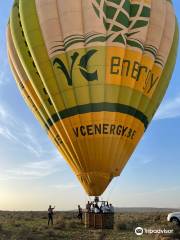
85 212 114 229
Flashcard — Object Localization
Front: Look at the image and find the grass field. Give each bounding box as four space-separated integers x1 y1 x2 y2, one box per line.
0 210 180 240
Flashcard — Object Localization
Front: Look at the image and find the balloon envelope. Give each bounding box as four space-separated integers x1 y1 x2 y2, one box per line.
7 0 178 196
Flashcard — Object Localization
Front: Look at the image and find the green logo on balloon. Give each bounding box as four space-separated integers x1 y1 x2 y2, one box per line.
50 0 150 53
92 0 150 44
53 50 98 86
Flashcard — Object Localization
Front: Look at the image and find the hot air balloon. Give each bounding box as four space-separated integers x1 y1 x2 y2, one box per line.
7 0 178 197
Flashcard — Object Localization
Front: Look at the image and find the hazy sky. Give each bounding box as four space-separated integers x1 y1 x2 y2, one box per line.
0 1 180 211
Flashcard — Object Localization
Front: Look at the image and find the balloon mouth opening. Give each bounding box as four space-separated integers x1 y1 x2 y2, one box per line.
77 172 113 196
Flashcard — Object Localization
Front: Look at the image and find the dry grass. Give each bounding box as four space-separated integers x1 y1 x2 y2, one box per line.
0 211 179 240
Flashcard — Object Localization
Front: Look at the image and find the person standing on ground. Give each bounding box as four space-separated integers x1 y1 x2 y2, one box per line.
86 201 91 212
109 204 114 213
48 205 55 226
77 205 83 223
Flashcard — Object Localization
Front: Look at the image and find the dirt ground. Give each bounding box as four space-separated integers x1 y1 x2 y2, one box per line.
0 211 180 240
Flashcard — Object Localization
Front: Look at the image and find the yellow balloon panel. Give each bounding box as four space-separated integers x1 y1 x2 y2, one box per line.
47 111 144 196
7 0 178 196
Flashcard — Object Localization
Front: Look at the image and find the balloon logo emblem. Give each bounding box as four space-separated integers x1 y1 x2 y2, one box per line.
92 0 150 43
53 50 98 86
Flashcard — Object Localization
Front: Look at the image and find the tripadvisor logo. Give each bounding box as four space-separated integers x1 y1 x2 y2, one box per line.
92 0 150 44
135 227 174 236
135 227 144 236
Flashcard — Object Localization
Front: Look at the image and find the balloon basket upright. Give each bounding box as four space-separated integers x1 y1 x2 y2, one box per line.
85 212 114 229
84 198 114 229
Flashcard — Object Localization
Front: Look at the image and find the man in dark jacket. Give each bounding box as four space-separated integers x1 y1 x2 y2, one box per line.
48 205 55 226
77 205 83 223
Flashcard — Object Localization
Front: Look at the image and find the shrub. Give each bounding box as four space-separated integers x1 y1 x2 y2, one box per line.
14 223 21 228
98 233 106 240
66 220 80 229
46 229 57 237
115 219 138 232
53 222 66 230
153 214 161 222
115 222 127 231
12 226 32 240
55 215 65 224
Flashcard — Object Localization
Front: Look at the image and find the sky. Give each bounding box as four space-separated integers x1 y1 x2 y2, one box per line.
0 1 180 211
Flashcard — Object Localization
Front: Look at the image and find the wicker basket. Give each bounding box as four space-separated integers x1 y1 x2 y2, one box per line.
85 212 114 229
